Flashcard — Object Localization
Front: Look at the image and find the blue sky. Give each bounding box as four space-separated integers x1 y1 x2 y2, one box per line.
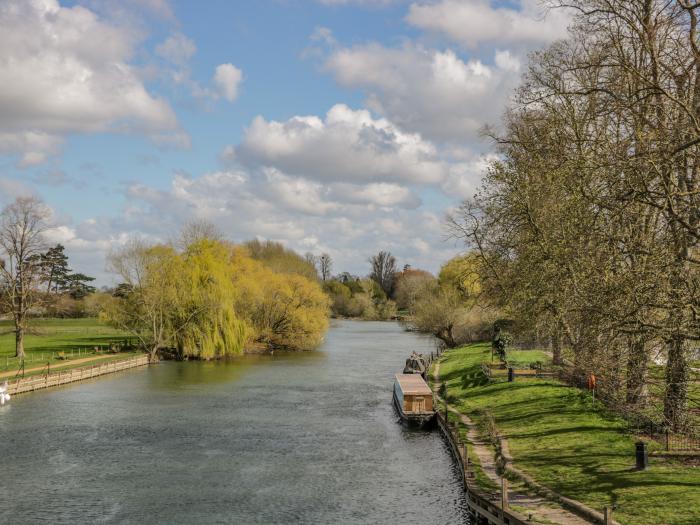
0 0 570 284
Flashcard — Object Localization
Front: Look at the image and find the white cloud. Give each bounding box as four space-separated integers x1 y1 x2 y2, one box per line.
213 63 243 102
0 178 34 205
441 154 498 199
406 0 570 48
113 168 458 279
238 104 447 184
155 32 243 106
316 0 400 5
156 32 196 66
0 0 183 165
325 44 519 143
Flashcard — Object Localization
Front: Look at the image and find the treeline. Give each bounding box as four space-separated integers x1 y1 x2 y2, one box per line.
0 197 98 358
449 0 700 431
319 250 496 343
0 198 330 360
104 236 329 360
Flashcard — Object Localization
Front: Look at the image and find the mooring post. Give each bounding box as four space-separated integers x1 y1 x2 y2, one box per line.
501 477 509 511
635 441 648 470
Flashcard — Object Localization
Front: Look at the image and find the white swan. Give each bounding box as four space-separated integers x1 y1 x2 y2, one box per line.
0 381 10 405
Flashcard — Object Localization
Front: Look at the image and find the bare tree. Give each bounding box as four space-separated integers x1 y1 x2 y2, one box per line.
369 251 397 296
304 252 318 276
177 219 224 250
319 253 332 281
0 197 49 359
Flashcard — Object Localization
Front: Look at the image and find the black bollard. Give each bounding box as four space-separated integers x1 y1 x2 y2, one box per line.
635 441 648 470
507 367 514 382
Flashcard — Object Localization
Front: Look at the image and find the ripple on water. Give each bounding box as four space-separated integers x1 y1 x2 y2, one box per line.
0 320 468 524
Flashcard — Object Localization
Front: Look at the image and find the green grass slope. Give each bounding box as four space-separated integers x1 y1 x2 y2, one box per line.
438 343 700 525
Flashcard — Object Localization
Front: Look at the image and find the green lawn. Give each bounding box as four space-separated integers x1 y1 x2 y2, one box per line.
436 343 700 525
0 318 139 374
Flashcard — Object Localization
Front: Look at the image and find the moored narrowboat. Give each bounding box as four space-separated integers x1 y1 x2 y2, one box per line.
393 373 435 428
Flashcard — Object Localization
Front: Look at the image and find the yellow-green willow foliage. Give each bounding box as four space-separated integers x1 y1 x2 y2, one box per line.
229 247 330 350
105 238 329 359
172 240 249 359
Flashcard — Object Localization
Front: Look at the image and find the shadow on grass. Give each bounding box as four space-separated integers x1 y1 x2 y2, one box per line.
25 335 139 354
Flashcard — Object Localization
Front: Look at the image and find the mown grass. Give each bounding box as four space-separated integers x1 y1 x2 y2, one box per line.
438 343 700 525
0 318 139 375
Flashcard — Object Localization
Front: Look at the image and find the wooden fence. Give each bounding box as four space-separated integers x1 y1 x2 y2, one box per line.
5 354 151 395
435 409 532 525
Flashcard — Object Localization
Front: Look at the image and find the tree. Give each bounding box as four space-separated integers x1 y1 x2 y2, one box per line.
38 244 70 293
105 240 182 359
304 252 318 276
323 280 352 317
438 254 482 306
369 251 397 297
177 219 224 250
63 273 96 299
0 197 49 359
393 268 436 312
412 287 464 348
447 0 700 430
244 239 318 280
103 238 330 358
319 253 332 281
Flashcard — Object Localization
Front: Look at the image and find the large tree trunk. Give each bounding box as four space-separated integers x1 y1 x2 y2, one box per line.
550 328 563 365
15 324 25 360
664 335 689 432
626 336 649 406
437 324 457 348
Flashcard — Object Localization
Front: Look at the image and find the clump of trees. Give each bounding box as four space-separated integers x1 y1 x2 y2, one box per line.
0 197 97 358
410 254 496 347
104 234 329 360
449 0 700 431
320 251 399 320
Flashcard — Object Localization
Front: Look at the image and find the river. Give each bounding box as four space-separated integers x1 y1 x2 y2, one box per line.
0 320 469 524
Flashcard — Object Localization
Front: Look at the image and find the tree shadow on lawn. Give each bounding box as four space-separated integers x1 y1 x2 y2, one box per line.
506 424 625 440
515 450 700 506
25 335 137 353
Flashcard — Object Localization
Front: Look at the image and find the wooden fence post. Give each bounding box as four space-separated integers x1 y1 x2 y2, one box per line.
444 384 448 422
501 477 508 510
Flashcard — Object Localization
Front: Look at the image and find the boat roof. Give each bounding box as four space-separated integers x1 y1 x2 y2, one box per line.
395 374 432 395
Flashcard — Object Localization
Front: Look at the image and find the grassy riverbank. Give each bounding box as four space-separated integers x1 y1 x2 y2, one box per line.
435 343 700 525
0 318 137 376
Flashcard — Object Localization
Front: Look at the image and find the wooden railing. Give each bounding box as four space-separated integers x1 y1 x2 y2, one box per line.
434 409 531 525
6 354 151 395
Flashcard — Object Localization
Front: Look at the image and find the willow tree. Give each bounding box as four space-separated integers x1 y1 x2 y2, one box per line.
172 239 249 359
230 248 330 350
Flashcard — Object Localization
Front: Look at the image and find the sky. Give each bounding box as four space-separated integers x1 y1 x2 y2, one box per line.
0 0 570 285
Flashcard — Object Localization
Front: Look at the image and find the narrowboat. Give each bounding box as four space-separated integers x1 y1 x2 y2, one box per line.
393 373 435 428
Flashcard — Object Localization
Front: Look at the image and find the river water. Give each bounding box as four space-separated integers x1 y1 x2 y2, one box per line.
0 320 469 524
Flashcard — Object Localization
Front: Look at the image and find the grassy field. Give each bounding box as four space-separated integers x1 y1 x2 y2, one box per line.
436 343 700 525
0 318 141 376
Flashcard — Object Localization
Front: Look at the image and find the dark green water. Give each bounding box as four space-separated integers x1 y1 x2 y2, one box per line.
0 320 468 524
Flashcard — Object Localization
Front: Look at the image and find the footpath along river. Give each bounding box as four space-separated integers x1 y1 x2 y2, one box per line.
0 320 469 524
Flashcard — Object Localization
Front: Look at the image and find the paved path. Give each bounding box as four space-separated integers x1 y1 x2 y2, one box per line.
432 359 592 525
0 353 117 380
